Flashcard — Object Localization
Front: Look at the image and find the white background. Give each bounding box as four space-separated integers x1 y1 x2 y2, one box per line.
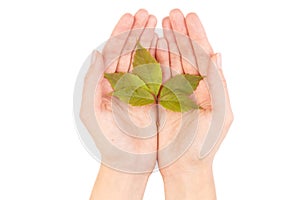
1 0 300 199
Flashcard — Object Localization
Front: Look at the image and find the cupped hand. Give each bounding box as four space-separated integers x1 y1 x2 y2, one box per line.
80 9 159 173
156 9 233 176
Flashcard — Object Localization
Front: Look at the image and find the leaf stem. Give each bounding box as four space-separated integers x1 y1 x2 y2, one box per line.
156 85 163 104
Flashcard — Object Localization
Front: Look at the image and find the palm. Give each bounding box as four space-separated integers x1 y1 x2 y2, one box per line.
82 9 159 173
95 77 156 154
156 10 233 172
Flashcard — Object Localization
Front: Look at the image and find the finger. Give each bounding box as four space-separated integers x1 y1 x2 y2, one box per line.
102 13 134 73
214 53 232 110
169 9 198 75
185 13 212 76
117 9 149 72
186 13 213 55
139 15 157 50
149 33 158 58
128 14 157 71
156 38 171 83
128 34 158 72
111 14 133 37
162 17 182 76
200 54 233 159
199 53 232 158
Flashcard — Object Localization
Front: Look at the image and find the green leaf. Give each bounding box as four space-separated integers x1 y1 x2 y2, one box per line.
105 73 155 106
104 43 203 112
184 74 204 90
113 87 155 106
159 91 199 112
104 72 125 89
158 74 203 112
131 42 162 96
113 73 147 90
160 74 203 96
132 63 162 96
133 42 158 67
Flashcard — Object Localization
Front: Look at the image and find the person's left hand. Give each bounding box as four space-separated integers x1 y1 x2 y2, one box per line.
80 9 159 174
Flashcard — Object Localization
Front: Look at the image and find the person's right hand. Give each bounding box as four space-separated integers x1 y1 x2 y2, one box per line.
80 9 159 174
156 9 233 176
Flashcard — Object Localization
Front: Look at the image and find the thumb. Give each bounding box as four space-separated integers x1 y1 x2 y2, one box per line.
80 50 104 123
211 53 232 113
211 53 227 88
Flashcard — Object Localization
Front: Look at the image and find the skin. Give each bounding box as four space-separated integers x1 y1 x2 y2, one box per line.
95 9 158 166
156 9 233 200
80 9 158 199
80 9 233 200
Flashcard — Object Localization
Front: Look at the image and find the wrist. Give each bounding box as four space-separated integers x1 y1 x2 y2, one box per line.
161 162 216 200
160 158 213 178
90 164 150 200
101 163 151 182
